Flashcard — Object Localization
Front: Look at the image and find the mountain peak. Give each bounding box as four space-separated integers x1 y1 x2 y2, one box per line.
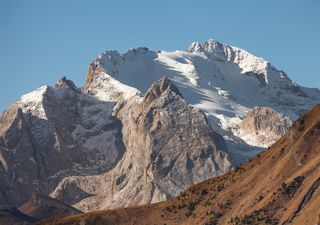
187 39 225 54
203 39 225 54
55 76 80 93
143 77 183 104
187 42 204 53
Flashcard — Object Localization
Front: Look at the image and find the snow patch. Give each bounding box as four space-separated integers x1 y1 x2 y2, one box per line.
18 86 48 119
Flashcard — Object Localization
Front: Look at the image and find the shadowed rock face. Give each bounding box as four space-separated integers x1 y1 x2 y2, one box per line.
50 77 232 211
54 76 81 93
0 84 125 207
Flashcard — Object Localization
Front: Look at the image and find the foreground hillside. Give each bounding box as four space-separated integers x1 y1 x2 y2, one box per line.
38 104 320 225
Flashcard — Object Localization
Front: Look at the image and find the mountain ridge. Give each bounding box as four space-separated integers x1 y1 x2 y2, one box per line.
84 38 320 155
37 103 320 225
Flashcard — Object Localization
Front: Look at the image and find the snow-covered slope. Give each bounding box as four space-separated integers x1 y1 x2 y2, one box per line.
85 39 320 150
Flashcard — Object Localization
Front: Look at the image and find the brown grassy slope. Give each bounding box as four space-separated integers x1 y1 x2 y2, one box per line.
37 104 320 225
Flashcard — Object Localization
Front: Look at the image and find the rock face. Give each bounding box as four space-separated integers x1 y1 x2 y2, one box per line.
54 76 81 93
50 77 232 211
0 83 125 207
0 75 232 212
40 104 320 225
235 107 293 147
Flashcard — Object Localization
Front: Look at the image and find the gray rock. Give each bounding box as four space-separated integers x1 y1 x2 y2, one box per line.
0 76 232 212
51 77 232 211
235 106 293 147
0 84 125 207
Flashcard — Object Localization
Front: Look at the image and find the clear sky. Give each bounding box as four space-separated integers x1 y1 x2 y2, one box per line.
1 0 319 112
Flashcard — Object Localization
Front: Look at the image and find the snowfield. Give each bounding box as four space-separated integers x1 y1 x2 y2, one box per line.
87 39 320 158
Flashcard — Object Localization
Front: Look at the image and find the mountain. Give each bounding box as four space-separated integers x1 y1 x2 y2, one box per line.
51 77 232 211
0 80 125 207
0 39 319 214
85 39 319 149
37 104 320 225
0 76 232 212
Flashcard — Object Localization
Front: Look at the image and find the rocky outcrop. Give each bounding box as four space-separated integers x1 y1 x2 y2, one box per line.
235 107 293 147
50 77 232 211
55 76 81 93
0 83 125 206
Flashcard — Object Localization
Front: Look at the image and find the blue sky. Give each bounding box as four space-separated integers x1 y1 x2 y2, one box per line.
0 0 319 112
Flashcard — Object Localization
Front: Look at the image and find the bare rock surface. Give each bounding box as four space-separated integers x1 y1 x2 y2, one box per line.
0 83 125 207
51 77 232 211
0 76 232 212
234 107 293 147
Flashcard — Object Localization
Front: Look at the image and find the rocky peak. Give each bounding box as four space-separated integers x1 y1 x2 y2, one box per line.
84 61 106 88
50 78 232 211
203 39 225 55
143 77 182 105
0 85 124 207
235 106 293 147
187 42 204 53
125 47 150 55
54 76 80 93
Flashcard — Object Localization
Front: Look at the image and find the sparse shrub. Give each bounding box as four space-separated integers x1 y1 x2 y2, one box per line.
201 189 209 195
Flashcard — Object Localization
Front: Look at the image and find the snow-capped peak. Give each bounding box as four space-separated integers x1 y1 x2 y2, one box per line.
84 38 320 151
84 72 142 102
203 39 226 55
18 86 49 119
187 42 204 53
